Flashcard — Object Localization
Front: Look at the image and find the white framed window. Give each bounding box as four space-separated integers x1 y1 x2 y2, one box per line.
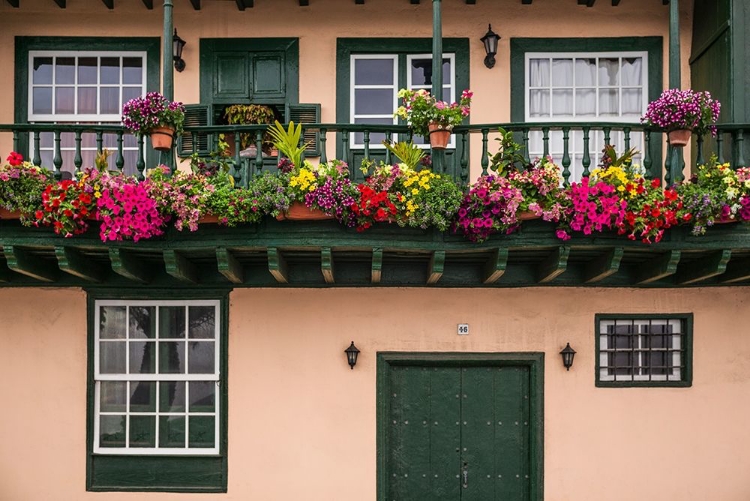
28 51 147 175
525 52 648 180
93 300 220 455
349 53 456 149
598 317 686 383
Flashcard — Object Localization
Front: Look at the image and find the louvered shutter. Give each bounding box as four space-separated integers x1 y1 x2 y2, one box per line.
178 104 213 158
285 103 321 157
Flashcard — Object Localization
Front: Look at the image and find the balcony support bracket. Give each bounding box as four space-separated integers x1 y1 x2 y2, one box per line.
56 246 104 282
584 247 623 283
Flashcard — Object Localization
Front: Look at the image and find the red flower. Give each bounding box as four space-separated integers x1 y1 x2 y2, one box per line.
6 151 23 166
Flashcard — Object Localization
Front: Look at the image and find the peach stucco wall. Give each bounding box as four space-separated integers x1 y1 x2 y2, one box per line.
1 286 749 500
0 0 693 178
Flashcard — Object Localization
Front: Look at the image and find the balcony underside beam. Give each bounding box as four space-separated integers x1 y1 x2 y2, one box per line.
634 250 681 284
583 247 623 284
164 250 199 284
4 245 58 282
109 248 152 284
676 250 731 285
56 247 105 282
217 248 244 284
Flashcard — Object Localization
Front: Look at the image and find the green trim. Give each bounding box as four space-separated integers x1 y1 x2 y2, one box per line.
14 36 160 161
594 313 693 388
199 38 299 107
376 352 544 501
85 289 230 493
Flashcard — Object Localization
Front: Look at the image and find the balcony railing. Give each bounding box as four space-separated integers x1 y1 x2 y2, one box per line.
2 122 747 187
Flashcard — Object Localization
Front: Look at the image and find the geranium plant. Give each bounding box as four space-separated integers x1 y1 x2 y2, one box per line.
35 170 100 237
0 152 52 224
122 92 186 136
641 89 721 136
395 88 472 138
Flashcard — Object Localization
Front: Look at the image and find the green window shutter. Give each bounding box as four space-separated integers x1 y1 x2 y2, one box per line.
286 103 321 157
178 104 213 158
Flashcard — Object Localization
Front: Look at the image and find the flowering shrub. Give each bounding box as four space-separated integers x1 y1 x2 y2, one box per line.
122 92 186 136
145 166 213 231
95 175 165 242
0 152 52 225
641 89 721 136
454 175 523 243
395 88 472 137
507 158 570 223
35 171 99 237
351 185 398 232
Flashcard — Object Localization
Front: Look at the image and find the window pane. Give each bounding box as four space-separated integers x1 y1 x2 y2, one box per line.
33 57 53 84
189 381 216 413
100 306 126 339
189 416 215 448
130 381 156 412
129 341 155 374
410 58 451 86
122 57 143 85
354 58 394 85
528 90 549 117
598 58 620 86
55 57 75 85
100 381 127 413
129 416 156 448
353 116 393 144
159 416 185 448
622 89 642 115
78 57 97 85
189 306 215 339
122 86 142 105
551 59 573 86
100 341 126 373
599 89 619 116
77 87 97 114
575 58 596 86
552 89 573 116
130 306 155 339
100 87 120 115
188 342 215 374
100 57 120 85
159 341 185 373
159 381 185 412
622 57 643 86
99 415 126 447
55 87 75 114
160 306 186 338
32 87 53 115
354 89 394 115
528 59 550 87
576 89 596 116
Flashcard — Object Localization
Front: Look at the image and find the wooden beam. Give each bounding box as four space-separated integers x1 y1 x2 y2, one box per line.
299 0 309 5
537 246 570 283
55 247 104 282
236 0 252 10
0 260 9 282
101 0 113 8
427 251 445 285
521 0 532 4
141 0 153 8
109 248 151 284
216 248 243 284
355 0 364 4
371 248 383 284
410 0 420 3
267 248 288 283
164 250 199 284
6 0 19 7
483 248 508 284
465 0 476 4
53 0 65 7
634 250 681 284
720 257 750 284
583 247 623 283
321 247 335 284
4 245 58 282
612 0 621 5
676 250 731 285
578 0 595 4
189 0 200 9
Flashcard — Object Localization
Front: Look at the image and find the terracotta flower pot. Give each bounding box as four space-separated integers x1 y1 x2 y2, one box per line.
517 211 541 221
428 122 451 150
276 202 334 221
668 129 692 147
0 208 22 219
150 126 176 152
199 214 221 224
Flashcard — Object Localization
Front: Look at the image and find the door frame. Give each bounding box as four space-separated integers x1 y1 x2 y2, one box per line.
376 352 544 501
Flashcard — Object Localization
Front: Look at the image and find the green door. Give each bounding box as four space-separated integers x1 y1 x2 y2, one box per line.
378 354 543 501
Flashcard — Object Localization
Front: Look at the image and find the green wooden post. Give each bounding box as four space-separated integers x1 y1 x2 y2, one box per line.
668 0 685 182
161 0 175 172
431 0 444 174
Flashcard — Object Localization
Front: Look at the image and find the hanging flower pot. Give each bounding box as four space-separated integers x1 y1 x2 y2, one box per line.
668 129 692 147
150 126 176 152
276 201 334 221
428 122 451 150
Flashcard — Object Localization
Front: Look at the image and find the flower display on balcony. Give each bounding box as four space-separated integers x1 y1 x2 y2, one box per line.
0 152 51 224
122 92 186 136
641 89 721 136
395 88 472 138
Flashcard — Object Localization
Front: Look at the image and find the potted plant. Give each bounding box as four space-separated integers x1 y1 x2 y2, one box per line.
395 88 472 149
0 152 52 223
122 92 186 152
223 104 277 155
640 89 721 147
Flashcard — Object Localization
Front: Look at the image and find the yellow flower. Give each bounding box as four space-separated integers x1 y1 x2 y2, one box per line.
411 188 419 195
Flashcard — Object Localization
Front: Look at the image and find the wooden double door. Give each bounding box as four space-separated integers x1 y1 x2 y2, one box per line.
378 354 543 501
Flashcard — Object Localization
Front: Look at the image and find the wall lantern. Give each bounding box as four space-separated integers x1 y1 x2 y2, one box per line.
480 24 501 69
345 341 360 370
173 29 187 72
560 343 576 371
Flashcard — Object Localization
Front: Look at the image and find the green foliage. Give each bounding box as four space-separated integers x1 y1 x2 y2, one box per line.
245 171 293 218
190 141 237 177
490 127 531 175
223 104 277 150
268 120 310 169
205 171 262 226
382 141 425 171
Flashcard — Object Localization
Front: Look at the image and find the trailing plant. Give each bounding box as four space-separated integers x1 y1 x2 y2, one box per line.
245 171 292 218
454 174 523 243
145 166 214 231
0 152 52 225
641 89 721 136
395 88 472 138
95 174 166 242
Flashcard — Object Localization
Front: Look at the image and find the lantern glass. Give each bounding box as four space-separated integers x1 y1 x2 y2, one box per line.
345 342 360 369
560 343 576 371
173 30 186 60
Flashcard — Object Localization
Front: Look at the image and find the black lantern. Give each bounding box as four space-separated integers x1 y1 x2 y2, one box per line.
345 341 360 370
173 29 186 72
560 343 576 371
480 24 501 69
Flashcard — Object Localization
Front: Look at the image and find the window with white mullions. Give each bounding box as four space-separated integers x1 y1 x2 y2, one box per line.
94 300 220 455
598 318 684 382
525 52 648 181
28 51 146 176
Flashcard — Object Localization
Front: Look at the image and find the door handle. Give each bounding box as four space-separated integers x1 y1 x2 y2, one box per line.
462 462 468 488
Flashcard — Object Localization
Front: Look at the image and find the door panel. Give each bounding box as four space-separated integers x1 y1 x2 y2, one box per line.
253 53 285 98
493 367 531 501
213 54 249 101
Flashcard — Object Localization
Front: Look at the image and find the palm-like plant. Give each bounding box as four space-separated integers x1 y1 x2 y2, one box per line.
268 121 310 169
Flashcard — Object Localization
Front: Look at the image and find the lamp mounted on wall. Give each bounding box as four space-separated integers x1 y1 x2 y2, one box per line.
173 29 186 72
560 343 576 371
345 341 360 370
480 24 501 69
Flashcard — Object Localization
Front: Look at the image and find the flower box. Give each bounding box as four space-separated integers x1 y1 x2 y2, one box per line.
276 201 334 221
